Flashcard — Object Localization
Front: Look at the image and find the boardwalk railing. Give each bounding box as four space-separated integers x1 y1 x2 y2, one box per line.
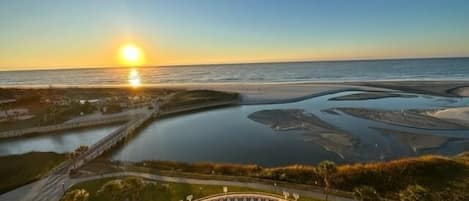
72 112 152 170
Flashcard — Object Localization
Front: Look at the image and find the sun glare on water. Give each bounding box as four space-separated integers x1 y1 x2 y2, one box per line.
128 68 141 88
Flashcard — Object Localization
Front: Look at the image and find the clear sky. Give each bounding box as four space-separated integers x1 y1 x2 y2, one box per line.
1 0 469 70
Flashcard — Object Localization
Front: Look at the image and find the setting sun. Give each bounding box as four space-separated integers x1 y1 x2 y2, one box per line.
120 44 144 66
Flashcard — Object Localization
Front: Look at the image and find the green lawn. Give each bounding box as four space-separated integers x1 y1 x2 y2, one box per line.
67 177 322 201
0 152 67 193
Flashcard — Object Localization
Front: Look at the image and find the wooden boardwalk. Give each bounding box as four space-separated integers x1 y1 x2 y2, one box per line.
32 111 154 201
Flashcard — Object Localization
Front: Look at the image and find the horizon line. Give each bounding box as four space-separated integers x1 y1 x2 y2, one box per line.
1 56 469 72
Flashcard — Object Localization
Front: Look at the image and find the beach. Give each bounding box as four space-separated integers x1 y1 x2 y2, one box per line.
148 80 469 104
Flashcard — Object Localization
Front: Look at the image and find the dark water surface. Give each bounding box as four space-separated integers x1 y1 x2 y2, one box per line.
1 91 468 166
0 125 120 156
109 91 469 166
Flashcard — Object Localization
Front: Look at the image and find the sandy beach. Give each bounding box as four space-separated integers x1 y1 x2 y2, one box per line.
426 107 469 127
148 80 469 104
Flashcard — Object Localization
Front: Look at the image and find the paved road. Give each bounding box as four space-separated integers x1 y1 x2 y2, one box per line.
69 172 354 201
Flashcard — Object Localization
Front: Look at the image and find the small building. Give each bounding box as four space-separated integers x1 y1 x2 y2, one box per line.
79 99 100 104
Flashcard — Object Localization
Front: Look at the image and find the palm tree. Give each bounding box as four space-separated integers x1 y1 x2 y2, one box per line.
399 185 431 201
62 189 89 201
353 186 380 201
70 145 89 159
316 160 337 201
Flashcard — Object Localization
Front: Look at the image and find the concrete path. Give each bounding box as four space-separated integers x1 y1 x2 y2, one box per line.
196 192 284 201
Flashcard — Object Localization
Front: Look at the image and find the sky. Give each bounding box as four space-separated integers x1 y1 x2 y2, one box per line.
1 0 469 70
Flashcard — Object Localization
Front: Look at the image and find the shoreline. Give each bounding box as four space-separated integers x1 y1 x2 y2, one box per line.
1 80 468 101
160 80 469 104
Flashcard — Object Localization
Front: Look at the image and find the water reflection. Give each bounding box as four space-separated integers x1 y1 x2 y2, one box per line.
0 125 120 156
128 68 141 87
109 91 469 166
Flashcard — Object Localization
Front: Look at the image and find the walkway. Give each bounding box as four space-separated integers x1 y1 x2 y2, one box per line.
196 192 284 201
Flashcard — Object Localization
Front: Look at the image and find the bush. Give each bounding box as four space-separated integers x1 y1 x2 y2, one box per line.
134 154 469 200
353 186 380 201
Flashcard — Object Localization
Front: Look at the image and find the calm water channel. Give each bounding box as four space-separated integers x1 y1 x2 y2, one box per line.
1 91 468 166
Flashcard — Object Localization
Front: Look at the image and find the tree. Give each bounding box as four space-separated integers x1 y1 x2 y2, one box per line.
98 179 124 201
399 185 431 201
123 177 145 201
62 189 89 201
353 186 380 201
317 161 337 201
69 145 89 160
98 178 147 201
46 105 59 124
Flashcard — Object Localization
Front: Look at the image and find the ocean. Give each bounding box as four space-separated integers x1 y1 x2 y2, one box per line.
1 58 469 87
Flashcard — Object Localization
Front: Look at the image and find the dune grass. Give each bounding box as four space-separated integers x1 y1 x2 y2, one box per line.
125 153 468 199
0 152 67 193
160 90 239 110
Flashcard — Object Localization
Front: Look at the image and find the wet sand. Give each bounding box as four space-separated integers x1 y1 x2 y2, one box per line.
373 127 450 152
152 80 469 104
328 92 417 101
426 107 469 127
337 108 467 129
451 86 469 96
248 109 359 160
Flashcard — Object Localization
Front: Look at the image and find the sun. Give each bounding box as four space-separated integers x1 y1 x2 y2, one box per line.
120 44 144 66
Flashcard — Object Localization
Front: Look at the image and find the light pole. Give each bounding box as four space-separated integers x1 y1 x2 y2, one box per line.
223 186 228 196
62 182 65 195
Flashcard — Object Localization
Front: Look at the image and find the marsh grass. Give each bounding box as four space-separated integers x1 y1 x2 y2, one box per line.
0 152 67 193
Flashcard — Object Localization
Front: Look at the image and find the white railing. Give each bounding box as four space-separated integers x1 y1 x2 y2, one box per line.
196 192 285 201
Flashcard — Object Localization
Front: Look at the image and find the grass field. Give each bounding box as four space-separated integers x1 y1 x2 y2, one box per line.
67 177 322 201
0 152 67 193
